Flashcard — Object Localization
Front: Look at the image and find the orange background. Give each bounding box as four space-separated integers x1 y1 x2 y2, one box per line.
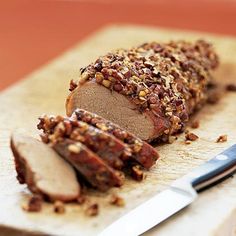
1 0 236 91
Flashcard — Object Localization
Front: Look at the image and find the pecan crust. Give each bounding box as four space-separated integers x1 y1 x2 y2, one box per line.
71 40 219 141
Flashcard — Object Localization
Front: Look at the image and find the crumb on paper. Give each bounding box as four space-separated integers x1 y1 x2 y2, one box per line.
185 132 199 141
77 195 86 205
109 194 125 207
216 135 227 143
226 84 236 92
85 203 99 216
53 201 65 214
185 140 192 145
22 195 42 212
191 120 200 129
207 91 221 104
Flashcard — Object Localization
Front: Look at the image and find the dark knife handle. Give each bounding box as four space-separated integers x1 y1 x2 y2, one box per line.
185 144 236 191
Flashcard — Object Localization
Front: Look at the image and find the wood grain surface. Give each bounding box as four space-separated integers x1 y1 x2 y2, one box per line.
0 25 236 236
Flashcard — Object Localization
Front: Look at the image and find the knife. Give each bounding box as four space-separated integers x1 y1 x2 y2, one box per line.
100 144 236 236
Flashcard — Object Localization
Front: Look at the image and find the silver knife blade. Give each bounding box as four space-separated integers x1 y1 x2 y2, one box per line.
100 185 197 236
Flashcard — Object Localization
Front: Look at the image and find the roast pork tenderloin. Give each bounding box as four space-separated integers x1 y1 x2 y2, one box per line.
73 108 159 169
37 115 131 170
10 133 80 202
54 139 124 191
66 40 219 142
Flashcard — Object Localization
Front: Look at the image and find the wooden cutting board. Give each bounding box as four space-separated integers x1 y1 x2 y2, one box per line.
1 25 236 236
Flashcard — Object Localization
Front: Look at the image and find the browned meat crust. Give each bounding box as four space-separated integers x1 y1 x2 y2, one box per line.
38 115 130 170
73 108 159 169
66 40 219 142
54 139 124 191
11 133 80 202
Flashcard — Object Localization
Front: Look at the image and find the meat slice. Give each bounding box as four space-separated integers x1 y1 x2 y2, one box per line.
38 115 130 170
10 133 80 202
66 40 219 142
66 81 162 141
73 108 159 169
53 139 124 191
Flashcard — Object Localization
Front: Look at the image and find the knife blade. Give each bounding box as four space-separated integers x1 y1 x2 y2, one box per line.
100 144 236 236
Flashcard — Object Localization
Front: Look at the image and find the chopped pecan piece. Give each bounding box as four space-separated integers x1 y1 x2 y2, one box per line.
216 135 227 143
226 84 236 92
131 165 146 181
85 203 99 216
185 132 199 141
109 194 125 207
53 201 65 214
22 195 43 212
191 120 200 129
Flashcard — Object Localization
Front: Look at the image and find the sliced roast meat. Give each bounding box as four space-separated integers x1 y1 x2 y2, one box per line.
38 115 130 170
53 139 124 191
66 40 219 142
66 81 161 141
73 108 159 169
10 133 80 202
